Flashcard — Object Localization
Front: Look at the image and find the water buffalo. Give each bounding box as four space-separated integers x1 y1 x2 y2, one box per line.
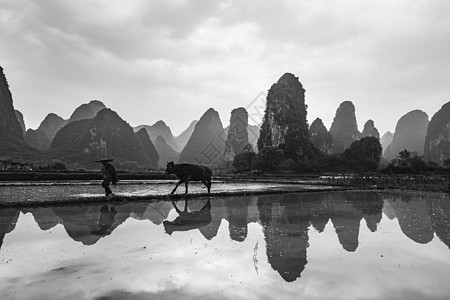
165 161 212 194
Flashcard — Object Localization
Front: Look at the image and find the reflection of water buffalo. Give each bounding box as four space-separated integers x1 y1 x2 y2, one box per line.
165 161 212 194
163 199 212 235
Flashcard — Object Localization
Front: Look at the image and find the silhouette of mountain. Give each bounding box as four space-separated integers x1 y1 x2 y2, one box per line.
258 73 319 160
361 120 380 139
0 66 38 160
14 110 26 136
224 107 252 162
179 108 226 167
174 120 198 152
0 67 23 140
342 136 382 171
36 101 106 142
424 101 450 165
67 100 106 123
24 129 51 150
49 108 154 170
135 128 159 169
37 113 67 140
384 110 429 159
329 101 361 154
380 131 394 157
154 135 179 168
309 118 333 154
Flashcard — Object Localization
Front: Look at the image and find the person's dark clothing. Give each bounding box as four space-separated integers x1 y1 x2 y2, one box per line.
101 163 117 196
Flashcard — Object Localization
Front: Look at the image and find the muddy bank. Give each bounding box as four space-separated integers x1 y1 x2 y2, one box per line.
0 181 356 207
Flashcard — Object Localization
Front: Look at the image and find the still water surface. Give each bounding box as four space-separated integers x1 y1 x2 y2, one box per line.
1 190 449 300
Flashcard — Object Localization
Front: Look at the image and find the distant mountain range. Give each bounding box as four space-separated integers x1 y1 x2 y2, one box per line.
48 108 158 170
2 65 450 169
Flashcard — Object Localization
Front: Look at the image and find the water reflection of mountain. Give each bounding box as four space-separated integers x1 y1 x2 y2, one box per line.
386 193 450 249
257 192 386 281
0 208 19 249
18 202 173 246
387 196 434 244
226 197 251 242
430 198 450 249
0 191 449 276
258 194 310 282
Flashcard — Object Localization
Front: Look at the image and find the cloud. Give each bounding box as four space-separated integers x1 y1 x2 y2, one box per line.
1 0 449 134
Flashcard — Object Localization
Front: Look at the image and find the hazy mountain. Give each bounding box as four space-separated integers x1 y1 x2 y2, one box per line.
37 100 107 141
258 72 319 160
247 124 260 151
179 108 226 167
0 66 38 160
309 118 333 154
329 101 361 154
424 101 450 165
37 113 67 140
14 110 26 136
24 129 51 151
361 120 380 139
135 128 159 169
49 108 154 170
67 100 106 123
154 135 180 168
174 120 198 152
380 131 394 156
384 110 429 159
134 120 179 151
224 107 252 162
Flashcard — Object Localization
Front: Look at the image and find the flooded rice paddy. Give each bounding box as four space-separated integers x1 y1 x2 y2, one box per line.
0 184 450 300
0 180 339 204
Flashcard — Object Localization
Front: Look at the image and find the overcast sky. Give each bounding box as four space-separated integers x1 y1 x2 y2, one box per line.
1 0 449 136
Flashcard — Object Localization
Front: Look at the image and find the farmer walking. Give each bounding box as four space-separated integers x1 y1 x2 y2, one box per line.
96 159 117 196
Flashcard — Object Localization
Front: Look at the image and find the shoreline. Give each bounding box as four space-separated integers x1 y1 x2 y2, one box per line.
1 179 449 208
0 183 355 208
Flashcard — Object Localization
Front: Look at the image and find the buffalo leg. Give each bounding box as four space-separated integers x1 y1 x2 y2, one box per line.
206 178 212 193
171 180 184 194
184 181 189 194
201 179 211 194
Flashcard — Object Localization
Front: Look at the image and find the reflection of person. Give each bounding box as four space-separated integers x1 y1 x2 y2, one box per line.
92 205 118 236
96 159 117 196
